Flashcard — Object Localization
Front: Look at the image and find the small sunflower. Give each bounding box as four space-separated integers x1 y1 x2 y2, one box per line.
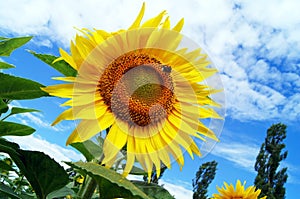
212 180 267 199
43 3 222 179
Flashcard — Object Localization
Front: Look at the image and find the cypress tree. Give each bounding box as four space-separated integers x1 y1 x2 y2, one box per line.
192 160 218 199
254 123 288 199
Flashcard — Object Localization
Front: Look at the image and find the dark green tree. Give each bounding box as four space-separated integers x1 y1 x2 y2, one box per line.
254 123 288 199
192 160 218 199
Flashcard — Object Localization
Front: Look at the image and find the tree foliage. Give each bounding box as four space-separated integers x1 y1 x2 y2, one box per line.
192 160 218 199
254 123 288 199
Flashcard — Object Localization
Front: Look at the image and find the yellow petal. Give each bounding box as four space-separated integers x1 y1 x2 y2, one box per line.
59 48 78 70
102 123 128 164
52 77 76 82
123 152 135 177
162 16 170 29
66 112 115 145
41 84 74 98
52 108 74 126
141 10 166 28
172 18 184 32
129 2 145 29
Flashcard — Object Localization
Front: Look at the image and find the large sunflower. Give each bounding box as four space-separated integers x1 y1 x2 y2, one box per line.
43 3 222 179
212 180 267 199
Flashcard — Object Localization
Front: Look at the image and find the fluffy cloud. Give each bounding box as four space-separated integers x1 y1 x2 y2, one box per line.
8 134 84 168
8 101 73 132
0 0 299 121
211 141 259 172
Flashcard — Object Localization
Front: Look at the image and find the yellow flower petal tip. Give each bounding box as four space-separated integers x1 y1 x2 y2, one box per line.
44 2 224 178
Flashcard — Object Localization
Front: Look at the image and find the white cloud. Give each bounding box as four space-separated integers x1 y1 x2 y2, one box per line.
211 141 259 172
160 179 193 199
8 134 84 168
8 101 73 132
0 0 299 121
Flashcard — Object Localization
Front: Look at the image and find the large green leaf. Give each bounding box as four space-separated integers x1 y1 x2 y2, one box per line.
0 99 8 115
17 150 69 199
0 121 35 136
0 139 69 199
70 140 103 162
67 161 151 199
0 73 49 100
0 183 22 199
132 181 175 199
0 61 15 69
0 37 32 56
28 51 77 77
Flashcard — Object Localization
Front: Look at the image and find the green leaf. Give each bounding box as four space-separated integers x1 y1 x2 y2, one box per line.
0 138 20 151
17 150 69 199
0 73 49 100
46 186 75 199
2 107 39 121
0 183 22 199
121 164 147 175
70 140 103 162
132 181 175 199
10 107 39 115
0 99 8 115
0 61 15 69
0 37 32 57
0 158 15 172
0 121 35 136
0 139 69 199
28 51 77 77
67 161 151 199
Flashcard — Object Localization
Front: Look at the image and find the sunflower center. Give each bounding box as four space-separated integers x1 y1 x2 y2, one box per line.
98 52 175 126
124 66 162 104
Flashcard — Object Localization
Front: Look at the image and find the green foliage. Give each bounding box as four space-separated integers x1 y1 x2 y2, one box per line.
0 183 23 199
9 107 39 116
0 121 35 136
254 123 288 199
123 164 147 176
0 61 15 69
0 139 69 199
192 160 218 199
67 161 152 199
0 99 9 115
0 73 48 100
29 50 77 77
0 36 32 56
132 180 175 199
70 139 103 162
46 186 76 199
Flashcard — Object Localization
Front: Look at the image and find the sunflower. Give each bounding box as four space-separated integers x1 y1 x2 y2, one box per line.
43 3 222 180
212 180 267 199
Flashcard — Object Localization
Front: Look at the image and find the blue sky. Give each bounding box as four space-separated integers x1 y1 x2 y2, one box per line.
1 0 299 198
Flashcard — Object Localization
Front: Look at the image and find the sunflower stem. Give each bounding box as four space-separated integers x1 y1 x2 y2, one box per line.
79 175 97 199
79 154 105 199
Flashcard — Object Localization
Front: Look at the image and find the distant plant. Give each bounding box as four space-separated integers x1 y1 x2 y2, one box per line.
254 123 288 199
192 160 218 199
